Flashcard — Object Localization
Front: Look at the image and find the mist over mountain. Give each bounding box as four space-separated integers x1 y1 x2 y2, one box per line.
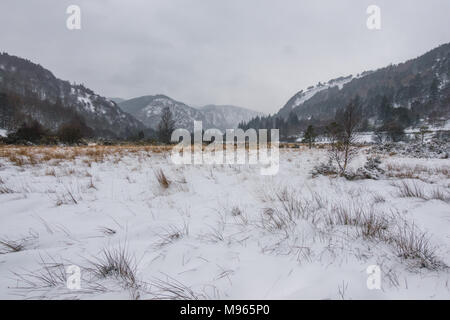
119 95 263 131
118 95 207 131
199 104 263 131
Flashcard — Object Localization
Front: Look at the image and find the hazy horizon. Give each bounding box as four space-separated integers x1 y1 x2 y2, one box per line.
1 0 450 113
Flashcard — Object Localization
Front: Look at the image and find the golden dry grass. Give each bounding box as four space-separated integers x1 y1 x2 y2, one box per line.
0 145 173 167
384 162 450 180
0 143 290 167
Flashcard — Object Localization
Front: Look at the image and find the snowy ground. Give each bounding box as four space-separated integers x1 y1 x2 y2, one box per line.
0 145 449 300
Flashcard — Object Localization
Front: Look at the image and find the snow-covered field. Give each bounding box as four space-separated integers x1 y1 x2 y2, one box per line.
0 145 449 300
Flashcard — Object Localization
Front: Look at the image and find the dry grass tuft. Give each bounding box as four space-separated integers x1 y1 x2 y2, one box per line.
393 180 449 202
0 238 26 254
88 246 138 288
12 255 67 291
261 207 291 232
394 180 427 199
388 222 445 270
155 169 171 189
54 185 81 206
154 224 189 248
357 211 389 240
0 185 14 194
0 177 14 194
372 193 386 203
149 274 207 300
276 187 319 223
429 187 450 203
98 227 117 236
384 162 450 180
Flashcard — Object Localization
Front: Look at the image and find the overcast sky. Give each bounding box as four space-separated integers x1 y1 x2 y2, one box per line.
1 0 449 113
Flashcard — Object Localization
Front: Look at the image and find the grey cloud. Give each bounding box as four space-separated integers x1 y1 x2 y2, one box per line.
1 0 449 113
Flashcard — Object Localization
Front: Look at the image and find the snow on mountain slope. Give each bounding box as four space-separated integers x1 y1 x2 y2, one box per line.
119 96 263 131
0 52 144 138
119 95 208 131
293 76 355 109
277 42 450 124
278 74 361 118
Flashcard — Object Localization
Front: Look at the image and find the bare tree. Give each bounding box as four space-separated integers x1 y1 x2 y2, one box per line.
384 121 405 142
418 125 430 144
302 125 316 149
158 107 175 144
373 126 386 144
327 97 361 176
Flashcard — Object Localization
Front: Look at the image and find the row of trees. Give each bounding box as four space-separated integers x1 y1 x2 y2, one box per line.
238 112 312 139
1 103 169 145
0 99 432 147
155 100 412 149
239 89 447 141
299 97 420 176
5 117 89 144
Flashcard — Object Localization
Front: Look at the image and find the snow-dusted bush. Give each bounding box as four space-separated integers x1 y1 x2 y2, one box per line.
314 156 385 180
311 160 338 177
345 156 384 180
370 140 449 159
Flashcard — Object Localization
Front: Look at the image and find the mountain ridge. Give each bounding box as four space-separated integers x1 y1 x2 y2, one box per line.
279 42 450 123
241 42 450 136
119 95 263 131
0 52 144 138
0 52 263 138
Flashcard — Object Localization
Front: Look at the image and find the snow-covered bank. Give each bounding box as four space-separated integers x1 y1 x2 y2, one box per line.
0 146 449 299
